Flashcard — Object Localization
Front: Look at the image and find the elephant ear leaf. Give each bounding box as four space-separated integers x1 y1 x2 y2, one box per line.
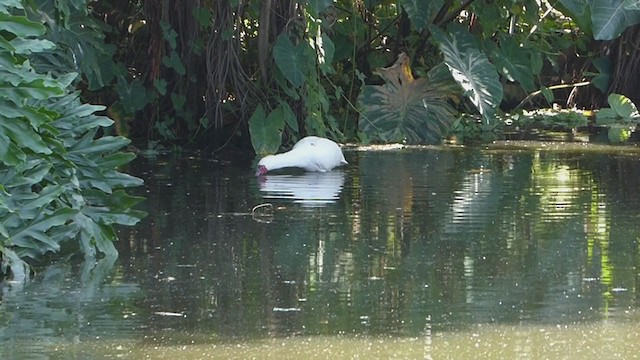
249 104 285 155
430 26 503 124
358 53 458 144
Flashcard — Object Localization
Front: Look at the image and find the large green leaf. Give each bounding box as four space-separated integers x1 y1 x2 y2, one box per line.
401 0 441 31
490 36 535 92
249 104 285 155
591 0 640 40
116 77 151 114
358 53 458 144
273 34 311 88
556 0 593 36
306 0 333 15
626 0 640 10
591 56 611 93
431 26 503 124
317 33 335 75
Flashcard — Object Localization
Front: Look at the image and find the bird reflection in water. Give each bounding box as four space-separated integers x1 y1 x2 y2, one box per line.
257 171 346 207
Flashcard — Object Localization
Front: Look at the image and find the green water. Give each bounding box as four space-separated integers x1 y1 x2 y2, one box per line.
2 144 640 359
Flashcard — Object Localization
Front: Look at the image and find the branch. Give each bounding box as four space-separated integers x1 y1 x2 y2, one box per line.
514 81 591 111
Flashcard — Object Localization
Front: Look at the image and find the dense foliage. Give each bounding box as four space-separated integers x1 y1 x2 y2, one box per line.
59 0 640 151
0 1 145 281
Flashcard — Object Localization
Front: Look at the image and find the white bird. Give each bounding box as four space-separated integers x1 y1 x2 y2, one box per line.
256 136 348 176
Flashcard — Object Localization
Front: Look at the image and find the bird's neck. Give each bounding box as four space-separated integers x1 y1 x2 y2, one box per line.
263 149 307 171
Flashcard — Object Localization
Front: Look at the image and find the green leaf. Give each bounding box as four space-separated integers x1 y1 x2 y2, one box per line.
541 86 554 103
162 51 186 75
431 26 503 124
491 36 535 92
0 118 52 154
607 93 637 118
95 152 137 169
10 38 56 54
358 53 457 144
279 100 299 133
249 104 285 155
160 21 178 49
317 33 335 75
74 213 118 258
607 124 632 142
556 0 593 36
595 108 618 125
273 34 310 88
0 13 46 37
192 7 212 27
591 56 611 93
0 99 54 128
402 0 440 31
591 0 640 40
626 0 640 9
116 77 150 113
84 207 146 226
154 79 167 95
0 0 24 13
0 134 25 166
306 0 333 15
8 208 78 253
17 185 61 214
71 135 130 156
171 93 186 111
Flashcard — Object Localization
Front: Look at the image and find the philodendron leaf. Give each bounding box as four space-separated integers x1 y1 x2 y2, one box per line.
0 118 52 154
0 13 46 37
249 104 285 155
358 53 458 144
430 26 503 124
9 208 79 254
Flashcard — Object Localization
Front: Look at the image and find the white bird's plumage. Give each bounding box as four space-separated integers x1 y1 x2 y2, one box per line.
256 136 347 175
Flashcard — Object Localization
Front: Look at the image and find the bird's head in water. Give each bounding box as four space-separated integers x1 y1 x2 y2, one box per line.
256 164 268 176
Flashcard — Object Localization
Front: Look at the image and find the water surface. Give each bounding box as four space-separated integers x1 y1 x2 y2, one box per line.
2 143 640 359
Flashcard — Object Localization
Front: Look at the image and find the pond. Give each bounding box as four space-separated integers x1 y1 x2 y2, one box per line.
2 142 640 359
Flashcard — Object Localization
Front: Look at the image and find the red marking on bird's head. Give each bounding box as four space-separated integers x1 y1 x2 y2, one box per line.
256 164 268 176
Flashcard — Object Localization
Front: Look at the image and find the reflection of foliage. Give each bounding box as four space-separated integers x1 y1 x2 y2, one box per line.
0 3 145 281
0 256 143 357
516 108 590 129
596 94 640 142
5 150 638 352
450 114 502 143
358 53 459 144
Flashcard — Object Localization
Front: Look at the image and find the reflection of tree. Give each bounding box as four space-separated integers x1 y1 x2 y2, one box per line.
50 149 640 344
0 256 141 357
